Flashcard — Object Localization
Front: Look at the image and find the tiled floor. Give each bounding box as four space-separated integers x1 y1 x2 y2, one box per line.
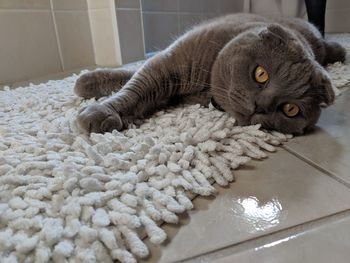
6 68 350 262
141 87 350 262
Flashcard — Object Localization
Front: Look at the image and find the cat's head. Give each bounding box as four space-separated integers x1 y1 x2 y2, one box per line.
211 24 335 134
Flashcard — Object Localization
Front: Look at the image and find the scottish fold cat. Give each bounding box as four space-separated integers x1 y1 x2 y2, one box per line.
75 13 346 134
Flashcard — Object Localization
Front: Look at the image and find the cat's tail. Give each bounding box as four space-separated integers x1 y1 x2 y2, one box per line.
324 41 347 65
74 69 135 99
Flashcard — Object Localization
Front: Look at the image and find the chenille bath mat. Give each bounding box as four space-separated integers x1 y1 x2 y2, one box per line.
0 34 349 263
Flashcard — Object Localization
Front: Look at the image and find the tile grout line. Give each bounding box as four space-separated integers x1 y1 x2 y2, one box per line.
179 208 350 263
139 0 147 59
49 0 65 72
282 145 350 189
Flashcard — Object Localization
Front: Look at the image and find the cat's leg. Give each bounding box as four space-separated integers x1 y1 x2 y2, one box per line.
323 41 346 64
77 53 208 133
74 69 135 99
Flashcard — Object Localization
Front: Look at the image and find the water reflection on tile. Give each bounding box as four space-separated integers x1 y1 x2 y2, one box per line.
253 234 300 251
231 196 285 233
141 148 350 263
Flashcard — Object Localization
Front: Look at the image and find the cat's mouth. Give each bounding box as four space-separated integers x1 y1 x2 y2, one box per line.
210 97 225 112
250 113 272 128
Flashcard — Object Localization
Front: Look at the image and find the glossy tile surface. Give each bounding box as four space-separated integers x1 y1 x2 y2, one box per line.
141 148 350 262
204 213 350 263
284 89 350 184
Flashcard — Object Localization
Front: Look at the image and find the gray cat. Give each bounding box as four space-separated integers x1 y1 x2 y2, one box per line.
75 13 346 134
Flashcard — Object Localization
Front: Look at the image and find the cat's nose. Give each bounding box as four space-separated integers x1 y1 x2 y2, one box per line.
255 97 276 114
255 103 266 114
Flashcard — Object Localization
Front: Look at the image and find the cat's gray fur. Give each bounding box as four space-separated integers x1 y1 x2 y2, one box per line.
75 13 346 134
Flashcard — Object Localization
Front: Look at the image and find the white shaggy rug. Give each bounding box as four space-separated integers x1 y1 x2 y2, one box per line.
1 34 349 263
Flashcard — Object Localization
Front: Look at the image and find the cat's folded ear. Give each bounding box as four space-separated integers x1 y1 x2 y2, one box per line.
312 67 335 106
258 24 290 46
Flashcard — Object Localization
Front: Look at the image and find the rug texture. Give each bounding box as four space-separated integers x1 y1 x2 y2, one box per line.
0 34 349 263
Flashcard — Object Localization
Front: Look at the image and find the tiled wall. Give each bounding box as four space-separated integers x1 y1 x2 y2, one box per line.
1 0 349 84
0 0 122 85
0 1 61 85
249 0 306 17
116 0 350 60
141 0 245 54
115 0 145 64
114 0 245 60
88 0 122 67
52 0 95 71
248 0 350 33
326 0 350 32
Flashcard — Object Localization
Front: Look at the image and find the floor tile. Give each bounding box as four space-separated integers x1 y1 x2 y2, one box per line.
141 148 350 262
284 88 350 185
201 212 350 263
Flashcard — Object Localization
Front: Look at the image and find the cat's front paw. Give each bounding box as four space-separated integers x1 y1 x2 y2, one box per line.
77 104 124 133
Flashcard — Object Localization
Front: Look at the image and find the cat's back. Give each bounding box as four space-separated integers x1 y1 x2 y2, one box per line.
165 13 320 70
184 13 315 39
185 13 270 36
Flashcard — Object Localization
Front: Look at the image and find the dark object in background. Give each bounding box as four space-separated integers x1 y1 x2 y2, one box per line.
305 0 327 37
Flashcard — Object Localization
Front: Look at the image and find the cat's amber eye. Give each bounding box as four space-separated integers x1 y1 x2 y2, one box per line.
283 103 300 117
254 66 269 84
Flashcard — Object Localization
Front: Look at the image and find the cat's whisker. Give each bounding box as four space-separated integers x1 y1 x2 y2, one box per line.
177 64 212 74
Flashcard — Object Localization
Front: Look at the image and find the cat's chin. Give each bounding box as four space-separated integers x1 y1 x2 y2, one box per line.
231 112 252 127
250 113 307 135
